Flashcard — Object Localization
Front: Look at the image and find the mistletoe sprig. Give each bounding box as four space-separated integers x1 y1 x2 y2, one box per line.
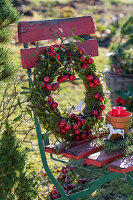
29 37 105 142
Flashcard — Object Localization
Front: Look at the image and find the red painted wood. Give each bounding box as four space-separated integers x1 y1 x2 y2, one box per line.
62 141 103 160
20 39 98 69
108 155 133 174
18 16 95 43
85 150 124 167
45 142 65 155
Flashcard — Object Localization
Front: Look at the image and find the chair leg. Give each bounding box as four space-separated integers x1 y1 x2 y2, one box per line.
34 114 70 200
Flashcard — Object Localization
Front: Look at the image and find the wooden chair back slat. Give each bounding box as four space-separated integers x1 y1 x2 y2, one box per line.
20 39 98 69
18 16 95 43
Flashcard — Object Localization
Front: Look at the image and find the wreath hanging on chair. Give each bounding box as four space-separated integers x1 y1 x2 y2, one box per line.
29 36 105 143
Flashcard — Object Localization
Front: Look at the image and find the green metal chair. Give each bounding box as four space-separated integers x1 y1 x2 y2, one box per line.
18 16 133 200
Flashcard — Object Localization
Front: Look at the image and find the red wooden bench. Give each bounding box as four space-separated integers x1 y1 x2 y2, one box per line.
18 16 133 200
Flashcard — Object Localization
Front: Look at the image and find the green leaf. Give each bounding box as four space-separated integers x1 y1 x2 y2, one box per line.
13 114 22 122
72 28 76 33
52 34 57 38
42 133 49 146
79 69 85 72
27 108 33 119
21 86 29 90
73 35 84 42
106 87 113 92
36 42 39 51
50 119 53 128
121 39 133 49
20 91 29 94
17 98 22 109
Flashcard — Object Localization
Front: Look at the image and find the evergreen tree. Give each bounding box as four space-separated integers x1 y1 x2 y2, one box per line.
0 122 38 200
0 0 20 81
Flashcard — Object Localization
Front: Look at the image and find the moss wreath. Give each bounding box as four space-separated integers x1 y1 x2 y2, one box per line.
29 39 105 143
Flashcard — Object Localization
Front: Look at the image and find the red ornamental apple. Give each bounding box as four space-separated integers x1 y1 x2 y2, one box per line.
81 132 87 140
64 124 72 130
93 78 100 85
115 97 121 104
42 171 47 176
92 110 98 116
52 83 59 91
77 121 82 127
87 57 94 64
52 194 58 199
80 56 86 62
69 166 74 171
100 104 105 110
62 75 68 82
51 102 58 109
76 116 82 121
59 119 67 128
97 114 102 120
57 76 63 83
73 123 78 130
89 82 95 88
82 63 88 70
60 128 67 134
70 113 76 119
86 75 93 81
49 46 54 52
60 174 66 179
120 99 126 105
75 135 81 141
43 76 50 82
77 47 85 55
75 129 80 135
46 83 52 90
81 119 86 125
52 189 58 194
94 93 100 99
99 96 104 102
69 74 75 81
48 96 53 102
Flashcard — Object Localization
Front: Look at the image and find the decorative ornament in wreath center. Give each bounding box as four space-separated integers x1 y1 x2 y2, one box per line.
30 38 105 143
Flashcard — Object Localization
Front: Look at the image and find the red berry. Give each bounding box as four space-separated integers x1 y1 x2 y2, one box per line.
57 76 63 83
60 128 67 134
98 108 102 113
94 93 100 99
81 119 86 125
89 82 95 88
77 47 85 55
115 97 121 104
43 76 50 82
52 83 59 91
62 75 68 82
100 104 105 110
60 173 66 179
80 56 86 62
81 132 87 140
81 178 87 184
97 114 102 120
73 123 78 130
52 194 58 199
82 63 88 70
46 83 52 90
69 74 75 81
69 166 74 171
77 121 82 127
92 110 98 116
64 124 72 130
86 75 93 81
120 99 126 105
99 96 104 102
75 135 81 141
52 189 58 194
48 101 52 107
87 57 94 64
76 116 82 121
51 102 58 109
42 171 47 176
93 78 100 85
75 129 80 135
70 113 76 119
48 96 53 102
49 46 54 52
59 119 67 128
